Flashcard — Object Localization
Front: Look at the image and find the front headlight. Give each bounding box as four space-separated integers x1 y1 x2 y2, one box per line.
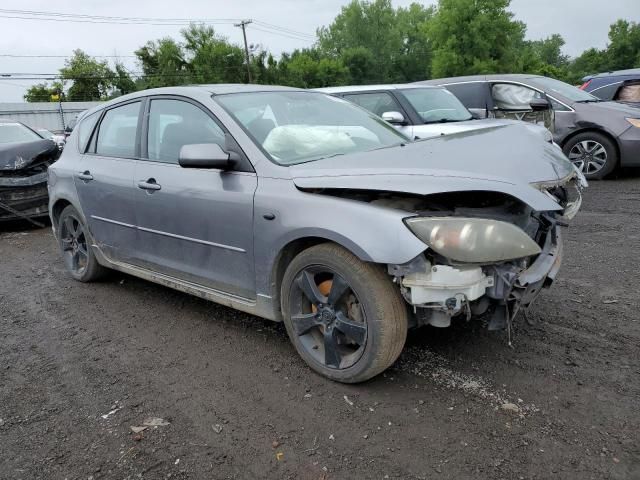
404 217 541 263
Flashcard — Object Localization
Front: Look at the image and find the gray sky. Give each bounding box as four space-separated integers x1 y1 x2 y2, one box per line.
0 0 637 102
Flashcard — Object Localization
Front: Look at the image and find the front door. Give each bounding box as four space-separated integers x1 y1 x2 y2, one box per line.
490 82 555 131
132 97 257 299
73 101 141 263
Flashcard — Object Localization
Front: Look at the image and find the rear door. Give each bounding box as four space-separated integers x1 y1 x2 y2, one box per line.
132 96 258 299
73 101 141 263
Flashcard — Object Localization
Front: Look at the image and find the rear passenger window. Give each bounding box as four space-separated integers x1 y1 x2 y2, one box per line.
147 99 225 164
95 102 140 158
444 83 488 109
77 111 100 153
343 92 403 117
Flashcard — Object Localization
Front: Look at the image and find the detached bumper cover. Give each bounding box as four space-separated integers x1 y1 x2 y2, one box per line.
488 226 562 308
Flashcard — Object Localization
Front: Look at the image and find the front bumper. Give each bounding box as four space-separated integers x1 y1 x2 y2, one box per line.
618 124 640 167
399 223 563 328
0 171 49 221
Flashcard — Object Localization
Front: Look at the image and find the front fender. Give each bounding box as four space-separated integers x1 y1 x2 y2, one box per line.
253 178 428 296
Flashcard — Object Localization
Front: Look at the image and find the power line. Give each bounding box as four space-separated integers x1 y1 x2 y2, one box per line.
0 54 137 58
234 20 253 83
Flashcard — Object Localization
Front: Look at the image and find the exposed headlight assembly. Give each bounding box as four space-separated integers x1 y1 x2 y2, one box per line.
404 217 541 263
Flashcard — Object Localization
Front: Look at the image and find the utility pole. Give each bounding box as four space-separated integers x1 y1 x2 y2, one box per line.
234 19 253 83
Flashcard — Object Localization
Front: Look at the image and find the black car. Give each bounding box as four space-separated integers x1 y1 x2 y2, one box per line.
0 119 60 223
581 68 640 106
418 74 640 179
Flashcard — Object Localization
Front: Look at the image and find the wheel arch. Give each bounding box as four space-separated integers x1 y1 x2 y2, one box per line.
269 235 373 322
560 127 621 159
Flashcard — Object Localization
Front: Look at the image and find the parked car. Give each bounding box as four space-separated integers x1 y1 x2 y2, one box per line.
316 84 555 143
580 68 640 105
0 119 60 223
418 74 640 179
48 85 584 383
37 128 66 150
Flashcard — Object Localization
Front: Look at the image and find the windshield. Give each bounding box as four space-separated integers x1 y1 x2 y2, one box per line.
38 129 54 139
400 87 472 122
215 91 409 165
532 77 598 103
0 122 42 144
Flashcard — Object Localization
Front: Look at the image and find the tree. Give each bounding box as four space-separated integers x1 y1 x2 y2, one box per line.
428 0 526 78
60 50 114 101
395 3 435 81
605 20 640 71
111 62 137 97
24 81 65 102
182 24 247 84
280 49 350 88
317 0 403 83
135 37 187 88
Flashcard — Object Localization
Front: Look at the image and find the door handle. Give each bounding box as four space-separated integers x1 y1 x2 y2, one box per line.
137 179 161 191
77 171 93 182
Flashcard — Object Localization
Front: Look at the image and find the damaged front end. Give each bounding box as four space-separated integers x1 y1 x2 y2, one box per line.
0 139 60 223
388 174 584 331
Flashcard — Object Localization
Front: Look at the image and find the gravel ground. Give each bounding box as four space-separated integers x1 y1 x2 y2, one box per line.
1 175 639 480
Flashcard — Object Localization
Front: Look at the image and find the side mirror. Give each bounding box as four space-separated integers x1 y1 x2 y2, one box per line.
381 111 406 125
178 143 232 169
530 98 551 112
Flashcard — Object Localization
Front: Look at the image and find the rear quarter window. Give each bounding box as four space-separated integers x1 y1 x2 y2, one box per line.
77 111 101 153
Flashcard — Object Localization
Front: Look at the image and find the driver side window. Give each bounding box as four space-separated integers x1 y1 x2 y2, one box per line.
147 99 225 164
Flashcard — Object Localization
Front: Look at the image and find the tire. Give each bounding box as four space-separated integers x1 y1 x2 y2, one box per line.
281 243 408 383
57 205 107 282
563 131 618 180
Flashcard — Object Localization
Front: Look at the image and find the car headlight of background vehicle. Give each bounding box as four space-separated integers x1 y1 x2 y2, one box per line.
626 118 640 128
404 217 541 263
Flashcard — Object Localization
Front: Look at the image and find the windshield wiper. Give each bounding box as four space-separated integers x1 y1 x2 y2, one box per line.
424 118 464 124
576 99 602 103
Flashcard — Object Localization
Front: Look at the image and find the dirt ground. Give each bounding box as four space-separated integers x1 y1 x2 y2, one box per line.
1 175 639 480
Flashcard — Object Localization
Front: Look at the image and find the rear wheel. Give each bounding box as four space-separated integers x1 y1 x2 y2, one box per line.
281 243 407 383
57 205 106 282
563 131 618 180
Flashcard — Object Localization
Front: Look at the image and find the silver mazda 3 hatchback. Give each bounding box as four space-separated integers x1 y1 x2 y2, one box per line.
48 85 585 383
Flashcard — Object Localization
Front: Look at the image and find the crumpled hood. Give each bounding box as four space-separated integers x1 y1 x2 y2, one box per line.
0 139 58 171
291 124 576 212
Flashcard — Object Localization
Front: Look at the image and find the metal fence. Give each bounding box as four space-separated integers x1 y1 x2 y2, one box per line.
0 102 102 133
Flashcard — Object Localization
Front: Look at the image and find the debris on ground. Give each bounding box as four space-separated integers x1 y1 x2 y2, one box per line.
143 417 170 427
212 424 223 434
501 403 520 413
343 395 354 406
130 426 147 433
100 406 122 420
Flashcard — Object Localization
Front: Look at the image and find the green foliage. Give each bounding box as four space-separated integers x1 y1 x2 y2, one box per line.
24 81 64 102
60 50 114 101
22 6 640 103
428 0 526 78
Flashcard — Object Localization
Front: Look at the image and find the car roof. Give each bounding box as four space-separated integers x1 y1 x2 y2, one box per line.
80 84 306 117
316 84 442 94
583 68 640 82
416 74 544 85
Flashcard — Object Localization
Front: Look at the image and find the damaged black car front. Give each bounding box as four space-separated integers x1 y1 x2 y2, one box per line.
0 120 60 224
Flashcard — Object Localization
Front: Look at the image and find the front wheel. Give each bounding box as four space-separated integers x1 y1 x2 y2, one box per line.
281 244 408 383
563 131 618 180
